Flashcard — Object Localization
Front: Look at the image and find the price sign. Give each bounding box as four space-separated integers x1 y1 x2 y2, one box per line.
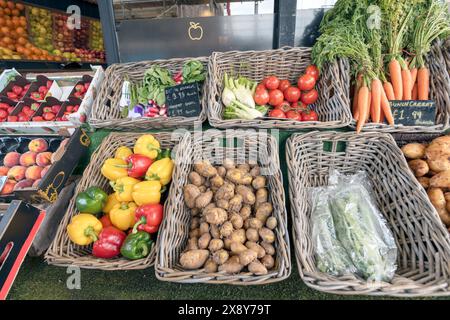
165 82 201 118
390 100 436 126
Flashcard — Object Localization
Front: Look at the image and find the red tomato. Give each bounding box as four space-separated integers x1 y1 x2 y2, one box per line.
268 89 284 106
284 86 301 103
301 109 318 121
268 108 286 118
285 110 302 121
254 88 270 105
297 74 316 91
275 101 291 112
278 79 291 92
291 101 308 110
256 83 266 92
305 65 320 81
265 76 280 90
301 89 319 105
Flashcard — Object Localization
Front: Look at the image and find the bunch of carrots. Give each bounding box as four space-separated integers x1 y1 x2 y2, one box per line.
312 0 450 133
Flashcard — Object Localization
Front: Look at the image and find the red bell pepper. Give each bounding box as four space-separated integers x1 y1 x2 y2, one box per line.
92 226 126 259
100 215 113 228
126 154 153 178
133 203 164 234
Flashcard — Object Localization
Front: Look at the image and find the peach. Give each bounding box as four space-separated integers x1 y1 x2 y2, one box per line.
32 179 41 187
40 165 50 179
7 166 26 181
28 138 48 153
19 151 37 167
3 152 20 167
36 152 52 167
1 179 16 195
14 179 34 191
25 165 43 181
0 166 9 176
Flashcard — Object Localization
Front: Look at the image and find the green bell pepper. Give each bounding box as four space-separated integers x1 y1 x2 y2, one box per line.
156 148 171 160
76 186 108 214
120 229 153 260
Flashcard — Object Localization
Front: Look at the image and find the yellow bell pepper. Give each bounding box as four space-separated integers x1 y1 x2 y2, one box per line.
133 134 161 160
67 214 103 246
111 177 140 202
145 158 174 186
132 180 162 206
109 202 137 231
115 146 133 161
102 193 120 214
101 158 128 181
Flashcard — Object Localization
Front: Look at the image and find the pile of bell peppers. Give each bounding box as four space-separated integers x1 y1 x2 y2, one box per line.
66 134 173 260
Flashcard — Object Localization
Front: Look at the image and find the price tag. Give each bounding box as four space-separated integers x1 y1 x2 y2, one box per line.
390 100 436 126
165 82 201 118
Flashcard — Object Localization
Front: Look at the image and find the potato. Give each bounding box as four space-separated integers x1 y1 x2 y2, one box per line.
261 255 275 269
425 136 450 159
250 166 261 177
255 202 273 223
248 218 264 229
204 259 218 273
255 188 268 207
239 205 252 220
190 217 200 230
401 143 426 159
203 203 216 212
210 175 224 189
215 183 235 201
191 208 200 216
205 207 228 225
230 242 248 255
237 163 251 172
259 228 275 243
229 213 244 229
189 172 205 187
180 249 209 269
226 169 253 185
198 232 212 249
239 249 257 266
248 260 268 275
229 229 246 244
245 241 265 258
208 239 224 252
228 194 243 212
186 237 199 251
417 176 430 189
427 155 450 173
198 186 207 193
216 199 229 210
246 228 259 242
260 242 275 256
189 228 200 239
184 184 201 208
428 188 446 209
199 222 210 235
243 219 251 230
236 185 256 205
194 160 218 178
223 158 235 170
445 192 450 212
266 217 278 230
408 159 429 177
219 256 243 274
223 238 233 250
252 176 266 190
437 207 450 227
210 224 221 239
430 170 450 188
195 190 213 209
220 221 234 237
213 249 229 265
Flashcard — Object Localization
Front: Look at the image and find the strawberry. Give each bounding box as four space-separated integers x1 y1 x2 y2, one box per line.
38 86 48 94
0 103 9 109
22 106 31 113
73 91 82 98
18 115 28 122
7 107 14 113
43 106 52 113
31 103 40 111
46 80 53 89
12 85 23 95
43 112 56 121
7 92 18 100
51 105 61 113
66 105 74 112
75 84 85 93
7 115 18 122
32 116 44 122
0 109 8 119
31 92 41 100
40 92 46 100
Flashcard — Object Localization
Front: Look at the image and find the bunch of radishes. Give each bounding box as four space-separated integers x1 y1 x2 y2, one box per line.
144 100 168 118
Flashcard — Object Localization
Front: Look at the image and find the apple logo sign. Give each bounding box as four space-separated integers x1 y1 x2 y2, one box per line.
188 22 203 41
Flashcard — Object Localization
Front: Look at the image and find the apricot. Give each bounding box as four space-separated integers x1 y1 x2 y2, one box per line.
25 165 43 180
36 151 52 167
1 179 16 195
3 151 20 167
7 165 26 181
0 165 9 175
19 151 37 167
28 138 48 153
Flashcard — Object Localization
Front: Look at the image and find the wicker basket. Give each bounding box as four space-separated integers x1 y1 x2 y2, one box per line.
88 57 209 130
45 132 181 270
350 39 450 133
286 131 450 297
207 47 352 130
155 131 291 284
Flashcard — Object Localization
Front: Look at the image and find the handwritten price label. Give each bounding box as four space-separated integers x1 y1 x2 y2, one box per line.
390 100 436 126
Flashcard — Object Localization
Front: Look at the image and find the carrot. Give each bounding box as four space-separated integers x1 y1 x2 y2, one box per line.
389 59 403 100
402 68 412 100
380 87 394 125
356 86 369 133
412 83 418 100
370 79 381 123
417 67 429 100
352 74 363 120
379 106 386 123
366 89 371 122
383 81 395 100
410 67 418 86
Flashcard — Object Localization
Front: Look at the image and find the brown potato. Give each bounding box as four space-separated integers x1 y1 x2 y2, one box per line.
255 188 268 208
188 172 205 187
216 166 227 178
230 242 248 255
228 194 243 213
198 186 207 193
216 199 229 210
255 202 273 223
184 184 201 208
223 238 233 250
220 221 234 238
236 185 256 205
445 192 450 212
266 217 278 230
189 228 200 239
436 207 450 227
246 228 259 242
204 259 218 273
245 241 265 258
408 159 429 177
425 137 450 160
218 256 243 274
198 232 212 249
208 239 224 252
238 249 257 266
252 176 266 190
223 158 235 170
250 166 261 177
205 207 228 225
430 170 450 188
199 222 210 235
213 249 229 265
401 143 426 159
428 188 446 209
248 218 264 229
248 260 268 275
417 176 430 189
210 175 224 189
186 237 199 251
261 255 275 269
260 242 275 256
215 183 235 201
195 190 213 209
229 213 244 229
194 160 218 178
190 217 200 230
239 205 252 220
259 228 275 243
226 169 253 185
427 155 450 173
229 229 246 244
180 249 209 269
210 224 221 239
237 163 251 172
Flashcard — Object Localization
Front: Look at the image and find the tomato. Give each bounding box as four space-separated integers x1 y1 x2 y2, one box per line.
254 88 270 105
256 83 266 92
297 74 316 91
268 108 286 118
265 76 280 90
268 89 284 106
285 110 301 121
305 65 320 81
301 109 318 121
284 86 301 103
278 79 291 92
275 101 291 112
301 89 319 105
291 101 308 110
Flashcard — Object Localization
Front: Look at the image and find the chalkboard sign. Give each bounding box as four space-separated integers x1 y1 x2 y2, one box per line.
165 82 201 118
390 100 436 126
